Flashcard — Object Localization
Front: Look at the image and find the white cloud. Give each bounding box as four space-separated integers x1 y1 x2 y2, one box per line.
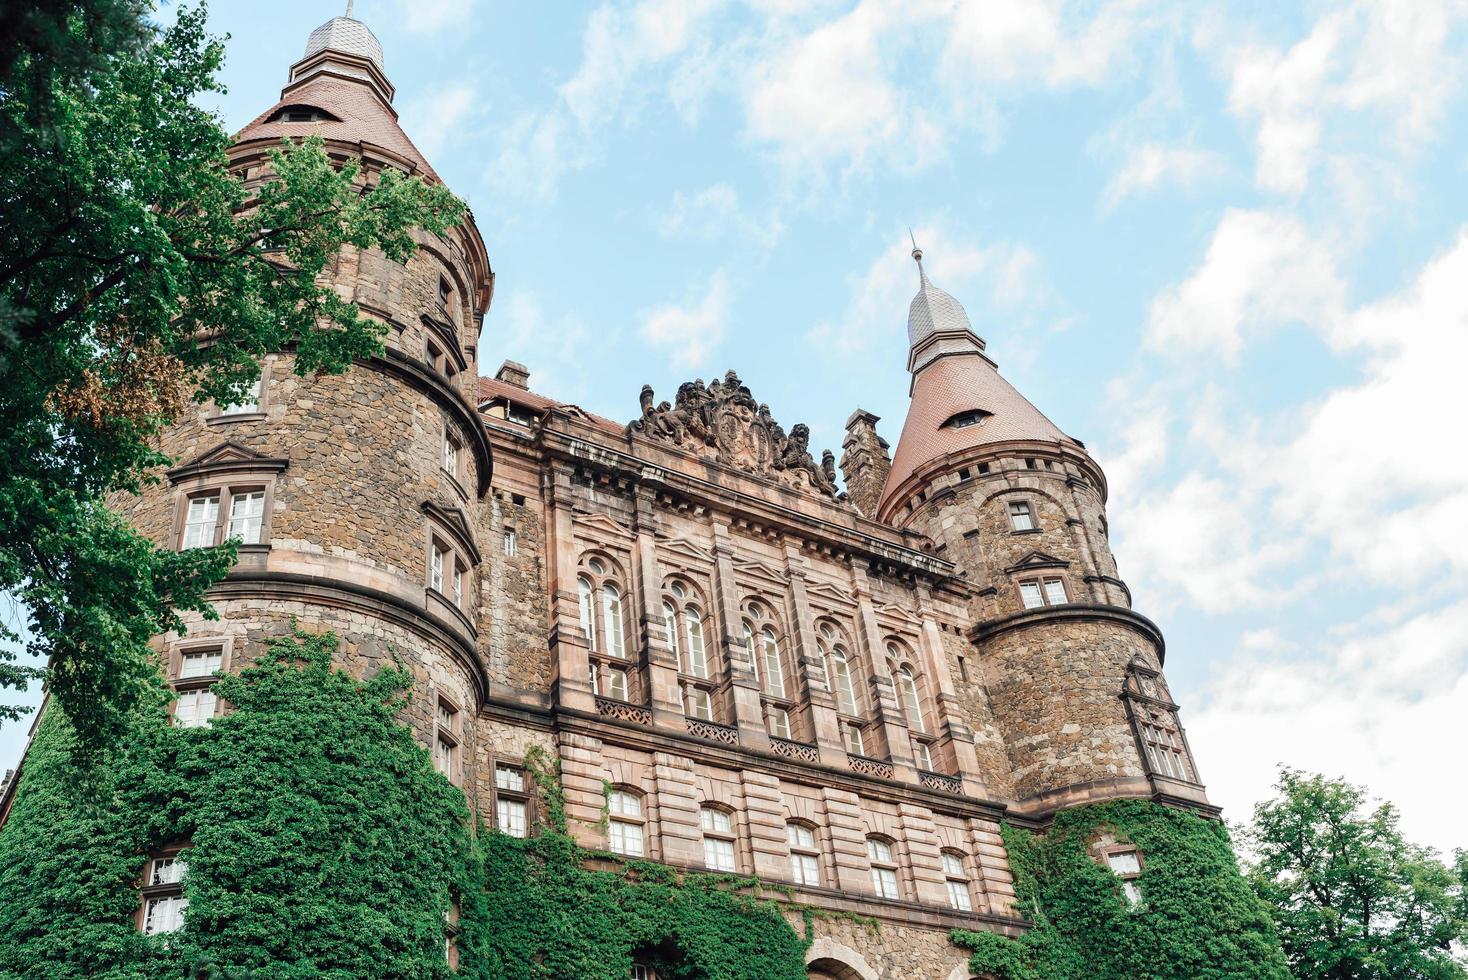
640 270 733 370
484 111 576 203
489 289 612 413
1189 600 1468 855
1146 209 1344 357
1103 141 1227 208
656 183 783 245
398 82 476 160
808 220 1046 355
393 0 477 35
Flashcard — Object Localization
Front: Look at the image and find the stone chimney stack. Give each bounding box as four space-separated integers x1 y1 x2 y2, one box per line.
495 359 530 390
840 409 891 518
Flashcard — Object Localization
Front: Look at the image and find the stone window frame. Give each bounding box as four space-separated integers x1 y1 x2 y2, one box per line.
786 819 823 888
1122 660 1199 785
166 635 234 729
1099 843 1146 906
444 892 460 970
492 757 533 838
579 551 639 706
742 599 799 739
606 785 648 858
502 528 517 557
1006 498 1039 534
816 619 865 722
864 834 902 900
433 693 463 786
423 502 481 627
884 639 930 736
698 803 739 873
1017 575 1069 610
171 475 280 552
137 841 191 935
205 357 272 425
941 848 976 913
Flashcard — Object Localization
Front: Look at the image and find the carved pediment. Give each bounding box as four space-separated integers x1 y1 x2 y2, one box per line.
876 603 924 627
626 369 843 501
572 512 635 541
1005 550 1071 573
731 553 786 584
658 536 715 567
422 501 481 564
167 441 289 484
805 580 854 608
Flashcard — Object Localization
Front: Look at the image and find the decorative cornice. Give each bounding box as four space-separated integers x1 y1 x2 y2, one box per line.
366 348 493 496
167 441 289 484
971 603 1166 665
421 500 482 565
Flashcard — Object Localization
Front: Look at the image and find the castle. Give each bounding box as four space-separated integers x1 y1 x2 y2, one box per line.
1 10 1221 979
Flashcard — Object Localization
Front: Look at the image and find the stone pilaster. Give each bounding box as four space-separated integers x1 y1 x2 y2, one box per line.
711 522 770 749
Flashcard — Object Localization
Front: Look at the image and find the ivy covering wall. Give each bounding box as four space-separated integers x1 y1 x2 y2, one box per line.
0 627 809 979
952 800 1291 980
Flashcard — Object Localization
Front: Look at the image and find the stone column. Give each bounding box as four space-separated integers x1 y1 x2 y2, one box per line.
632 485 683 728
711 522 770 748
849 560 917 778
969 816 1017 916
740 768 789 881
820 786 871 894
782 545 846 765
546 468 594 713
914 584 987 797
898 802 948 907
652 750 702 867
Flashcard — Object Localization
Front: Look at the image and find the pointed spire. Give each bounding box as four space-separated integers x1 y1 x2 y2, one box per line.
345 0 355 16
909 228 929 285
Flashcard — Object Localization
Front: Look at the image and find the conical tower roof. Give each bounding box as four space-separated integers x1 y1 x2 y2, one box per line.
232 4 437 181
880 247 1081 516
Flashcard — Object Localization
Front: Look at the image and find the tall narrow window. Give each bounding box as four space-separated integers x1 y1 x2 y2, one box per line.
183 495 220 549
503 529 517 556
943 851 974 912
912 739 934 772
760 627 784 698
452 565 464 608
1008 500 1035 531
140 853 189 935
1106 848 1144 906
442 434 459 476
430 544 446 593
683 608 707 678
843 722 866 756
828 646 857 715
605 666 629 702
225 491 264 543
768 707 792 739
896 662 926 733
434 697 460 786
684 686 712 721
787 823 821 886
578 576 596 650
866 837 900 899
600 584 625 659
663 600 681 661
1043 578 1067 606
608 790 645 857
495 764 529 838
700 807 737 872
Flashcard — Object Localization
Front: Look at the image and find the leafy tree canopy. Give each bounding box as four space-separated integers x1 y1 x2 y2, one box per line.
1242 769 1468 980
0 2 464 753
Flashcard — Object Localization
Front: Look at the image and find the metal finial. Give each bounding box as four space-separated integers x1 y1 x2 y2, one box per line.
908 227 927 283
345 0 354 17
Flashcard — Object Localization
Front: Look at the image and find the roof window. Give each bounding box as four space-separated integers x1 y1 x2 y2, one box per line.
268 105 339 124
941 409 991 430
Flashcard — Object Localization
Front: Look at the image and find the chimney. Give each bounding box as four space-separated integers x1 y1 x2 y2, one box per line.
840 409 891 519
495 360 530 390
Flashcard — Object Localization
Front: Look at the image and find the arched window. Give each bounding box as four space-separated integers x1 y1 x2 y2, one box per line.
818 622 859 716
578 576 596 650
942 850 974 912
600 584 625 659
786 821 821 886
664 580 708 679
866 836 900 899
699 806 737 872
743 603 786 698
607 789 645 857
888 644 926 734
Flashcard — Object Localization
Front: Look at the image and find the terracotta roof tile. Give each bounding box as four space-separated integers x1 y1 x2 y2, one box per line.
881 353 1079 509
233 74 438 182
476 377 623 435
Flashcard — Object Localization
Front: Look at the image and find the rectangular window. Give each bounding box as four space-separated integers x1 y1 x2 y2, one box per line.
142 895 188 935
1107 849 1144 906
226 491 265 544
685 687 712 721
435 735 457 782
1042 578 1067 606
608 820 644 857
1019 581 1045 609
791 852 820 886
503 530 517 556
452 565 464 608
913 740 933 771
173 690 218 728
183 495 220 549
442 435 459 476
606 667 628 702
150 856 186 886
1008 501 1035 531
843 722 865 756
703 836 736 872
178 649 224 680
495 765 524 793
219 376 262 416
437 699 457 734
870 866 899 899
430 545 445 593
946 879 973 911
496 798 527 838
769 707 791 739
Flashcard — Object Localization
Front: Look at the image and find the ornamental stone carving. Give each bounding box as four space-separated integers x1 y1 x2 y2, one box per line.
628 370 842 500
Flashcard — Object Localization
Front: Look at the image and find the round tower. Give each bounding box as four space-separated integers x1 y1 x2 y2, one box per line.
115 10 495 804
878 247 1209 816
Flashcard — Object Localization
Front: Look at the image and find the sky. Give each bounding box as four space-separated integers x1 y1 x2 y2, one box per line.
6 0 1468 856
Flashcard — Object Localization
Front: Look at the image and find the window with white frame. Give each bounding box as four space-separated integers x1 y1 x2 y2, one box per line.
607 790 645 857
866 837 900 899
217 374 263 416
743 603 786 698
1105 847 1144 906
768 706 792 740
1140 718 1190 780
912 739 934 772
683 685 713 721
178 648 224 680
942 851 974 912
664 582 708 679
442 432 460 478
578 557 627 660
843 721 866 756
889 650 927 734
435 697 460 785
495 763 529 838
787 822 821 887
604 665 629 702
173 689 218 729
1008 500 1036 531
182 486 267 548
1018 576 1067 609
429 539 469 610
818 623 860 717
700 806 737 872
170 643 226 728
139 851 189 935
503 529 517 556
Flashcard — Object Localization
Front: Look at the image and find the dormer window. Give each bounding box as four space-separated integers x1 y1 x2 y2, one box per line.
942 409 991 430
267 104 339 124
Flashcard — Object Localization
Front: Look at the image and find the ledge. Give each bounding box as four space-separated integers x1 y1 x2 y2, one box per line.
971 603 1166 664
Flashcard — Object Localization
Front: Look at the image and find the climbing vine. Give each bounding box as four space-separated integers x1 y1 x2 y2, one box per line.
951 799 1290 980
0 627 811 979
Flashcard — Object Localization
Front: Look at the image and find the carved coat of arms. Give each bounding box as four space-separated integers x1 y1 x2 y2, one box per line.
627 370 842 500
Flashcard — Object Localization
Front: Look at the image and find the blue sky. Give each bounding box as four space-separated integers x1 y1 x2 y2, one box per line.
7 0 1467 854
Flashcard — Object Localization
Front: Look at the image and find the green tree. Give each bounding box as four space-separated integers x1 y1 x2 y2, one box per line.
0 4 464 752
1242 770 1468 980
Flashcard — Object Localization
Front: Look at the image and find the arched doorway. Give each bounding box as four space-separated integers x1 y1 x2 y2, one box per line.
805 938 879 980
